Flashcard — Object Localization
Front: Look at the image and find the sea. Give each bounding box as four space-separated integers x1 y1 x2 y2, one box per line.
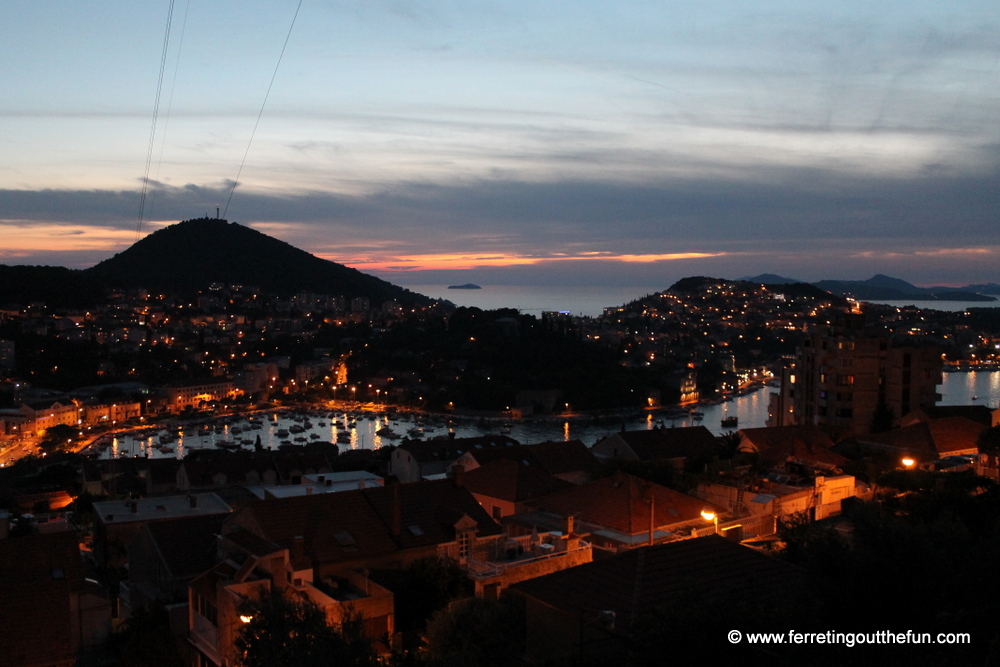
406 284 664 318
98 372 998 460
404 284 1000 319
869 300 1000 312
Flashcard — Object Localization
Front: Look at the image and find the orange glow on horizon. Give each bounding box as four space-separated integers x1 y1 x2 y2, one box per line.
0 222 143 258
324 251 725 272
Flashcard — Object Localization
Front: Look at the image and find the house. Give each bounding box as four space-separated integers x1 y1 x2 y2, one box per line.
460 459 574 520
127 513 228 611
511 536 809 665
223 478 502 577
737 425 847 472
901 404 1000 428
249 470 384 500
0 528 112 667
509 472 719 552
388 435 519 483
696 473 859 528
591 426 718 470
17 400 80 434
162 379 236 413
856 416 985 466
188 529 395 666
452 439 598 486
92 492 232 567
466 515 592 599
186 478 504 664
175 447 339 491
521 440 599 485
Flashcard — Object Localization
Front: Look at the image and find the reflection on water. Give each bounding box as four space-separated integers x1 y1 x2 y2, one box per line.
939 371 1000 407
97 373 997 459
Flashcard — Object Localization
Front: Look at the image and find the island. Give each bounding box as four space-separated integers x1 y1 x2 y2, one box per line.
448 283 482 289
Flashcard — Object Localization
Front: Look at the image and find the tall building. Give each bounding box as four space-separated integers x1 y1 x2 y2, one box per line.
769 316 942 435
0 339 14 374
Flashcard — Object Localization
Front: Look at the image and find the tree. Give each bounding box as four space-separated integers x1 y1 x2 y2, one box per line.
977 425 1000 455
870 401 895 434
235 587 376 667
113 604 185 667
423 594 525 667
39 423 78 454
374 557 473 633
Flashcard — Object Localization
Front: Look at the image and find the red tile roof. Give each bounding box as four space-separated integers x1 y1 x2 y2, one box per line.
397 435 520 464
739 425 846 467
466 440 597 476
462 459 574 503
860 417 984 458
512 536 806 630
228 478 500 566
529 473 711 535
601 427 718 461
143 513 226 579
230 489 398 566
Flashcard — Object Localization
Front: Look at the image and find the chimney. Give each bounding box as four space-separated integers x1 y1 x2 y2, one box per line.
306 486 313 496
564 514 575 536
452 464 465 488
189 494 198 509
293 535 304 563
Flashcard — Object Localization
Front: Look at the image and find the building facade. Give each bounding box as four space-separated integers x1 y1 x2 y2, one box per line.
770 317 942 435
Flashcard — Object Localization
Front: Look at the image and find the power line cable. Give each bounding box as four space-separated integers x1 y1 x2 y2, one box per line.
223 0 304 220
136 0 176 241
148 0 191 223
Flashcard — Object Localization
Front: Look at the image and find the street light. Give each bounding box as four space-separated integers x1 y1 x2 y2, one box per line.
901 456 916 469
701 509 719 535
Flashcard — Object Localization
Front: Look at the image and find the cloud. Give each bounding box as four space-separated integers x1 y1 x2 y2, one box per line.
1 138 998 281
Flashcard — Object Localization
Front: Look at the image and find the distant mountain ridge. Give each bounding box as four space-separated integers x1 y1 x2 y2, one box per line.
740 273 998 302
0 218 437 308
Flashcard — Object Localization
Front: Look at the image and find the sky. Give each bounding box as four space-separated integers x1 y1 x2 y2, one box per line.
2 1 999 288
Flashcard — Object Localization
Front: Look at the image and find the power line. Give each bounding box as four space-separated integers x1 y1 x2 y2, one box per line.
223 0 304 220
136 0 176 241
147 0 191 223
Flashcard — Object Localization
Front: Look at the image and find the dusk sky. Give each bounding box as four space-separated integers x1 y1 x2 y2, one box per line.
2 1 999 288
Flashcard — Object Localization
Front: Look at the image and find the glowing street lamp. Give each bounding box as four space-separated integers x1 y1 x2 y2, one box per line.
901 456 916 469
701 509 719 534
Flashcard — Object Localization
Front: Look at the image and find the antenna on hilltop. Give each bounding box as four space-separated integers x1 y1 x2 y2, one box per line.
216 205 220 219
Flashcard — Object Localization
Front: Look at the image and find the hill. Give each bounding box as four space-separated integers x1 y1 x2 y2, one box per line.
812 275 996 302
84 217 435 305
739 273 802 284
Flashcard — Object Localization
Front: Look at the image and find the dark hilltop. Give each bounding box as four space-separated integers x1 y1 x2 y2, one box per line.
0 217 437 308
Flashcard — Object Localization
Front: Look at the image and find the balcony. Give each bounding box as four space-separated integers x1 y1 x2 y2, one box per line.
467 535 593 595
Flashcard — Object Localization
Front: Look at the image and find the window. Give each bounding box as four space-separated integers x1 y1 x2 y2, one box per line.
458 531 471 561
